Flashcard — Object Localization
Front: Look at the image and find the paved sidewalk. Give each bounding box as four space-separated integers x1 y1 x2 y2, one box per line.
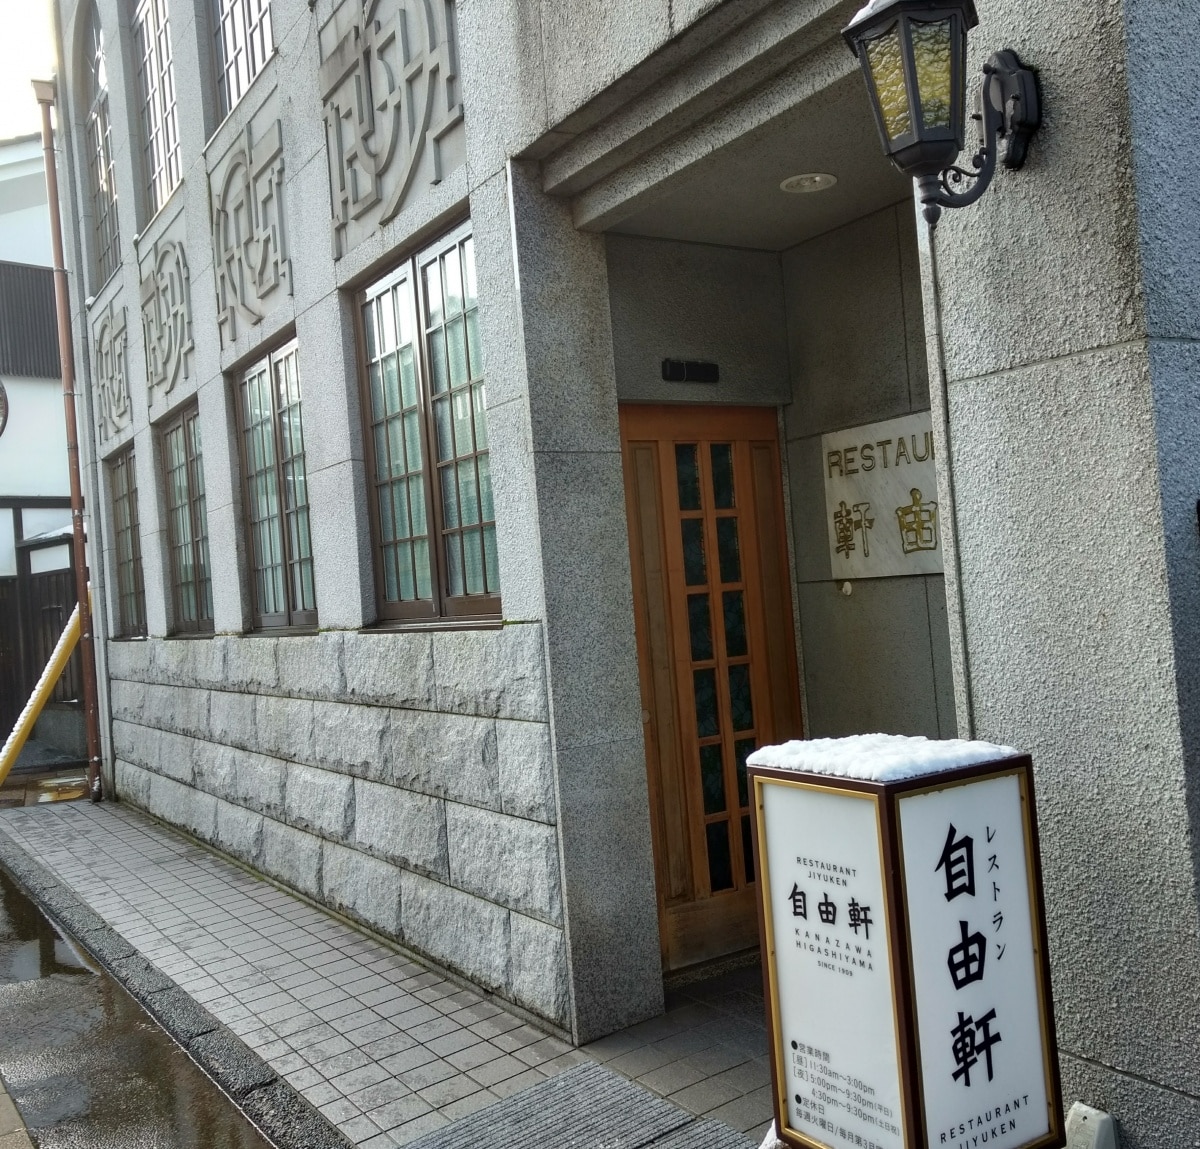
0 801 769 1147
0 1077 33 1149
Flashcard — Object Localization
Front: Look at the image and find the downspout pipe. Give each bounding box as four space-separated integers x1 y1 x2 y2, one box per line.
33 79 104 803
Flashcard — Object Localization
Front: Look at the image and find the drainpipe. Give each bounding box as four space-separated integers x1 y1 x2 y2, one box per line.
32 79 103 803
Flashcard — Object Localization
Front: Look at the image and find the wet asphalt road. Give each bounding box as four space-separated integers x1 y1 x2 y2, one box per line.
0 868 275 1148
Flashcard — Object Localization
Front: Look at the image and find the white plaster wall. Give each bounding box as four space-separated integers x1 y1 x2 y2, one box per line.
0 204 53 267
0 376 69 511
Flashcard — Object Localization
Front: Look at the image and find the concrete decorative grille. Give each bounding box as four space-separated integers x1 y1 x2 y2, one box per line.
319 0 463 258
140 238 193 402
93 301 130 442
210 120 291 344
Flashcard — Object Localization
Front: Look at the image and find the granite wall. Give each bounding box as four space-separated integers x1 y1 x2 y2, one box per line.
104 629 568 1026
783 204 956 740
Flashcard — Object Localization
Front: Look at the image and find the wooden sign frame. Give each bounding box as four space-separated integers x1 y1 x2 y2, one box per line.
748 755 1064 1149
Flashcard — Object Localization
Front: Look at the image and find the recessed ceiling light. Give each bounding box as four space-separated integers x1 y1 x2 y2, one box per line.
780 172 838 194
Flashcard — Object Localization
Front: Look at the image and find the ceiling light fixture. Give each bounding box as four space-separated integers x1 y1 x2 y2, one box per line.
780 173 838 194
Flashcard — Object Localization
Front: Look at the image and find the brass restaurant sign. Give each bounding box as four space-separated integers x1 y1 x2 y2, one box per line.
747 735 1064 1149
822 413 942 579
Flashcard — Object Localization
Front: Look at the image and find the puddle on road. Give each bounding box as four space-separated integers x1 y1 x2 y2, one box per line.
0 868 275 1148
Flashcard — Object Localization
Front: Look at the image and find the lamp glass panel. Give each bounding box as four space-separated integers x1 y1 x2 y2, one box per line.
912 19 954 129
864 25 912 140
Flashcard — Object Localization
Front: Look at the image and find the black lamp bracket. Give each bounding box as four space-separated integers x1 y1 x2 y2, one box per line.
917 49 1040 228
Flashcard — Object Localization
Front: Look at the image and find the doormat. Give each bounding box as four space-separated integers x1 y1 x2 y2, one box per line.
408 1061 753 1149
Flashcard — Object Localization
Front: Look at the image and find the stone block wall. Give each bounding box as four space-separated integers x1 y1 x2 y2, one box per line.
106 624 570 1028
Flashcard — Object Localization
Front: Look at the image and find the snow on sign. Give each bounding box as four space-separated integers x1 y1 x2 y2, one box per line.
748 735 1064 1149
822 412 942 579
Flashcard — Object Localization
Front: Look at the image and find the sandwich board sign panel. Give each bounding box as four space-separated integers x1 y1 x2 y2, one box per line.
748 735 1064 1149
757 779 907 1148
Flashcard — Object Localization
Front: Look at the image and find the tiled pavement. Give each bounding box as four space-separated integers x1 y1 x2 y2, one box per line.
0 801 772 1147
583 962 772 1141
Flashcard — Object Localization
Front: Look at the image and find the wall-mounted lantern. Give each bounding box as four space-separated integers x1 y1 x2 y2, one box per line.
843 0 1040 227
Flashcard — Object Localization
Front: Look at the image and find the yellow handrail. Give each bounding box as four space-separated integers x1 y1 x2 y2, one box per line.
0 601 81 787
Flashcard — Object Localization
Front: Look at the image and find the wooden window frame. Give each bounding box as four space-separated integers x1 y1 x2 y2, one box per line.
234 339 318 631
357 220 500 625
108 447 147 638
159 403 213 635
133 0 182 217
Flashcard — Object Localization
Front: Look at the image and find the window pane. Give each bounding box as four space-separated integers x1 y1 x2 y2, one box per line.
706 822 734 892
383 355 401 415
723 591 747 658
728 664 754 732
700 744 726 815
440 466 460 529
433 395 453 461
445 532 463 596
414 538 432 599
693 669 719 738
675 445 701 511
424 261 444 327
688 594 713 662
710 443 735 509
462 527 484 594
428 331 449 395
400 345 418 408
458 459 480 526
717 517 741 583
681 519 707 586
447 316 469 388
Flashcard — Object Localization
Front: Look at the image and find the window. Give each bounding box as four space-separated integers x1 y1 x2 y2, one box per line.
212 0 273 119
236 341 317 629
134 0 182 215
84 4 120 285
109 448 147 638
161 405 213 633
359 224 499 622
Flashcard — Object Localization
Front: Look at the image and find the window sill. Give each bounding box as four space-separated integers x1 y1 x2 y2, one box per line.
360 617 504 635
243 626 320 638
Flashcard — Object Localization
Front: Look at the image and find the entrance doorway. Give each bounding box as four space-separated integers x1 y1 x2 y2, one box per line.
621 405 802 971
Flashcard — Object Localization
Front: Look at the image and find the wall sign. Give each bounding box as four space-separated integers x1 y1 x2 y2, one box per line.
749 739 1064 1149
822 412 942 579
0 380 7 438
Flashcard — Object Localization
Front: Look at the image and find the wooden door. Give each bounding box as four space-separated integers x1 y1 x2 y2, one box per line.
621 405 803 971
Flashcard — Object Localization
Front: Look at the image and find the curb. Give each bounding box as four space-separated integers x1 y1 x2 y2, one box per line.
0 828 351 1149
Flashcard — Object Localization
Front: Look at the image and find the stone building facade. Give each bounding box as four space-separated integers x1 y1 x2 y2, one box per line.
47 0 1200 1143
